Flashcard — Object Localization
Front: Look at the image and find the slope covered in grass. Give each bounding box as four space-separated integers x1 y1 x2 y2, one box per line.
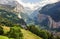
0 26 42 39
0 36 9 39
21 29 42 39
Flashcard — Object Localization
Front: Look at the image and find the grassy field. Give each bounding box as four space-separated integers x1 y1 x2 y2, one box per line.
21 29 42 39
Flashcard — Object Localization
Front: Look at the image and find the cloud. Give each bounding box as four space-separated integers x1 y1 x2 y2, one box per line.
16 0 38 10
16 0 60 10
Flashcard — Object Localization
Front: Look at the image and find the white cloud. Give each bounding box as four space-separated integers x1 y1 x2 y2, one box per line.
16 0 38 10
16 0 60 10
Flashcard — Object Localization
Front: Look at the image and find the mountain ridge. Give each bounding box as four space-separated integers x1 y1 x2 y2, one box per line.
38 2 60 29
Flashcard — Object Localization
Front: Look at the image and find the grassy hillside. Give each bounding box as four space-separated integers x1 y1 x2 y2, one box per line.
0 36 9 39
21 29 42 39
0 26 42 39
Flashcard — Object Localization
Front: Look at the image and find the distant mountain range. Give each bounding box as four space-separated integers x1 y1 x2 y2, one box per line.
0 0 60 31
31 2 60 31
39 2 60 28
0 0 24 14
0 0 34 25
0 0 27 28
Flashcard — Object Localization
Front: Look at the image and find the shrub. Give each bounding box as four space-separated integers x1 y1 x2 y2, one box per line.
27 25 53 39
56 36 60 39
0 26 3 35
7 26 23 39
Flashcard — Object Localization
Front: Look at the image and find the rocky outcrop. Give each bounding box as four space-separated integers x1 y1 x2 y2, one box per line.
0 0 24 14
38 2 60 29
0 0 27 28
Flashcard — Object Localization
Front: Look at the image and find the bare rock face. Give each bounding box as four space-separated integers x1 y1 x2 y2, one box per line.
0 0 24 14
0 0 27 28
12 1 24 13
37 14 60 29
38 2 60 29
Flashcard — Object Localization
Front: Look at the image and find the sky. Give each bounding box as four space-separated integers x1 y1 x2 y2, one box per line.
16 0 60 10
21 0 40 3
